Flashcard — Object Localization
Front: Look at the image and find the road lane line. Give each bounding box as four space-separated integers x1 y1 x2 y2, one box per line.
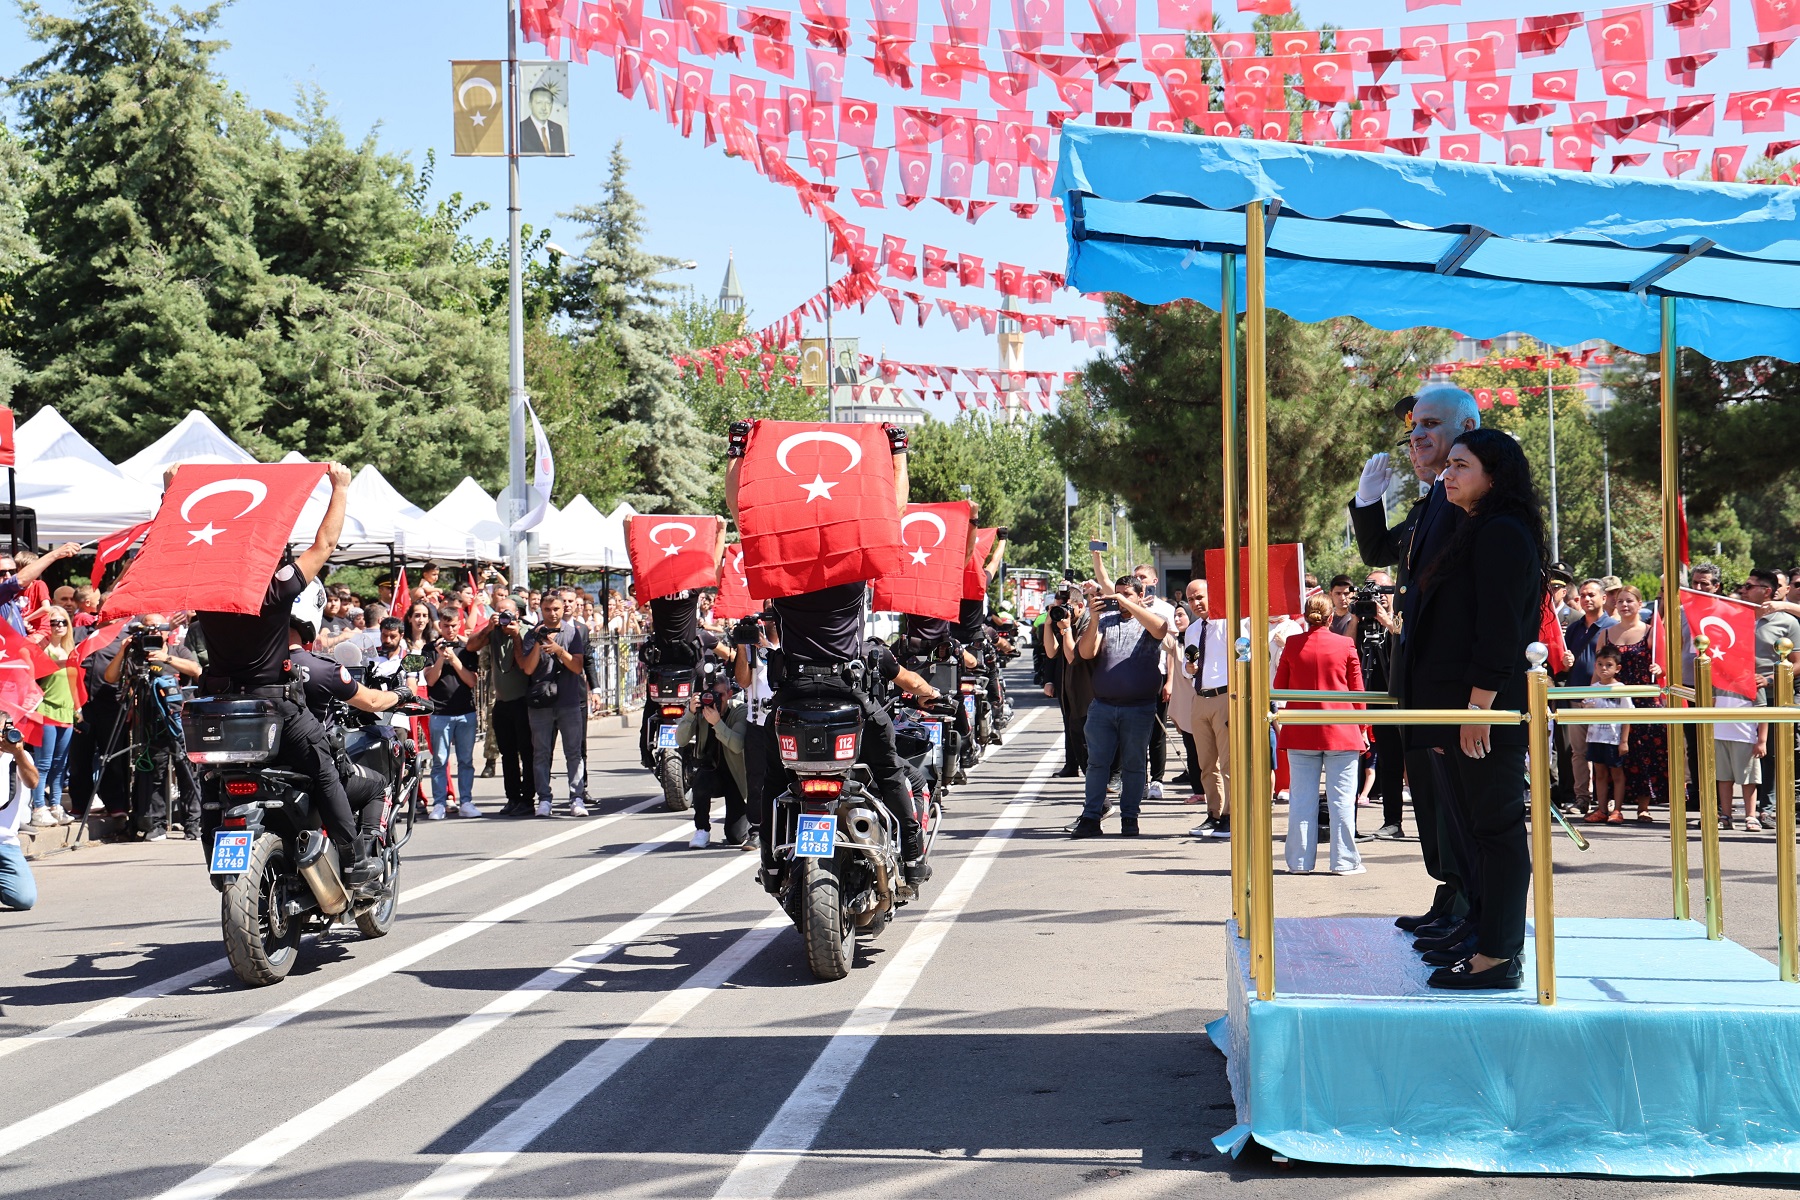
0 797 661 1061
0 820 692 1160
155 854 762 1200
402 910 790 1200
714 736 1064 1199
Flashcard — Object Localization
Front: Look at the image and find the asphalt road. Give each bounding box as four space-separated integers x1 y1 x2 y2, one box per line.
3 673 1796 1198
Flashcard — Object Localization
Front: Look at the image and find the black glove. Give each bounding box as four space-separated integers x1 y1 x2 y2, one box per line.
393 686 416 705
727 419 753 459
995 526 1009 540
882 422 908 454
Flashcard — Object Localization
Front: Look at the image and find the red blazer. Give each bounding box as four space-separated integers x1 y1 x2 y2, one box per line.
1273 625 1366 752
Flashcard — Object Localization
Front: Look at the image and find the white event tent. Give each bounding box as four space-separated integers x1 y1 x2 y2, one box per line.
119 409 258 488
427 478 510 554
12 408 160 542
538 495 628 570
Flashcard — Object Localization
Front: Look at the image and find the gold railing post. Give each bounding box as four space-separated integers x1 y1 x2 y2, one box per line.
1658 296 1691 922
1694 637 1722 939
1777 641 1796 981
1244 200 1274 1000
1231 647 1249 937
1527 646 1556 1004
1221 252 1244 940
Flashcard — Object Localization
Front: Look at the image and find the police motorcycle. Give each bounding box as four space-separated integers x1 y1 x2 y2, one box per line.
189 620 434 987
764 654 936 982
866 639 956 835
643 645 719 813
900 636 968 788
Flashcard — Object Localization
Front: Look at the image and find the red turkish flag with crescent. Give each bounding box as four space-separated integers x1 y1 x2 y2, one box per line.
736 420 902 598
91 519 153 590
964 526 997 600
714 543 758 619
100 463 329 621
1681 588 1758 700
627 514 722 601
873 501 971 620
0 622 48 744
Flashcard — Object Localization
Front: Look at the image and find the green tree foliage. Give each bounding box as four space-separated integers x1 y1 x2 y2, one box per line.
1042 298 1447 576
7 1 507 500
906 415 1069 570
556 143 714 513
1602 348 1800 575
0 131 40 405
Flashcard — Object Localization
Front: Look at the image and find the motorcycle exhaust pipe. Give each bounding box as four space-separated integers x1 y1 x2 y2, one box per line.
295 830 352 916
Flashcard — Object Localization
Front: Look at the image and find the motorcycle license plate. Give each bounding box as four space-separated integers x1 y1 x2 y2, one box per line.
209 831 253 875
920 718 943 746
795 814 837 858
655 724 680 750
963 696 977 724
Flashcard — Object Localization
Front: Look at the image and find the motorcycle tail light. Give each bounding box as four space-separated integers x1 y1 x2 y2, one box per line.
661 706 684 718
960 681 975 693
224 780 258 796
676 683 691 698
834 733 858 760
221 816 247 829
800 777 844 798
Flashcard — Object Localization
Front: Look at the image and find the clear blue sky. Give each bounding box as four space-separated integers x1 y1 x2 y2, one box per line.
0 1 1776 423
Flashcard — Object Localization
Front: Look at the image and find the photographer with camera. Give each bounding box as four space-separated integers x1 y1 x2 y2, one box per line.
514 593 591 818
466 597 534 817
1347 385 1480 934
1070 540 1170 838
675 672 750 848
732 608 781 860
97 612 201 841
423 604 483 820
0 716 44 909
1044 579 1092 779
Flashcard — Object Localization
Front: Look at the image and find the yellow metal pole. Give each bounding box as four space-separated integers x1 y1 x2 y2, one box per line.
1221 252 1244 940
1527 649 1556 1005
1777 641 1796 981
1233 648 1250 937
1244 202 1274 1000
1694 637 1722 939
1658 296 1691 922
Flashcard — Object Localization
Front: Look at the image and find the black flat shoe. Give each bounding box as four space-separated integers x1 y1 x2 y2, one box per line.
1428 956 1523 990
1394 908 1444 932
1068 817 1104 839
1421 937 1478 967
1414 920 1477 953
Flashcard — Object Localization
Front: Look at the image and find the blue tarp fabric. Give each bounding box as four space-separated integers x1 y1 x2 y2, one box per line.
1054 126 1800 362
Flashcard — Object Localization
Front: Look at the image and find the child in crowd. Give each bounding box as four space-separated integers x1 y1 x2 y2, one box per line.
1581 644 1634 825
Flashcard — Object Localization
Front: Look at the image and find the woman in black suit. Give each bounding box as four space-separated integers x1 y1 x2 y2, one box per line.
1403 428 1546 991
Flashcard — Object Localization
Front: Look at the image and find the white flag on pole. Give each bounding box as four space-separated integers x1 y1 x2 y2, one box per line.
511 400 554 533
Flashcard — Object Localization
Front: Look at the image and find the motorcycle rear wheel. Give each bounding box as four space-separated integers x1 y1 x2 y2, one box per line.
221 833 303 987
800 856 855 981
659 756 690 812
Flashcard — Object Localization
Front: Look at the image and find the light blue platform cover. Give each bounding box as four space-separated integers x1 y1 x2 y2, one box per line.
1054 126 1800 362
1217 916 1800 1176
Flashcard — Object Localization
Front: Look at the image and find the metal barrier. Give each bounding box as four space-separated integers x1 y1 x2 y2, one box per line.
582 633 648 716
1241 637 1800 1007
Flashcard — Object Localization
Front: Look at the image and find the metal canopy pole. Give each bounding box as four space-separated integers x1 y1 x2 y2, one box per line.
1658 296 1691 923
1244 205 1274 1000
1220 252 1244 939
505 0 530 590
1777 644 1798 981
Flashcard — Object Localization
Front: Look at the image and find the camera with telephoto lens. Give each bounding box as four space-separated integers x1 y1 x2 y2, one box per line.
529 623 556 645
124 620 172 665
495 611 517 628
731 614 762 647
699 690 719 711
0 718 21 747
1350 582 1397 621
1049 603 1072 625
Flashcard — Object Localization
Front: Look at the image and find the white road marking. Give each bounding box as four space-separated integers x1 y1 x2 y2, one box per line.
713 737 1064 1199
402 911 791 1200
155 854 761 1200
0 798 660 1062
0 820 692 1160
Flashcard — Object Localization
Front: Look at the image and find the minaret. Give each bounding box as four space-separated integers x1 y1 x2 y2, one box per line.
997 294 1025 421
718 250 745 314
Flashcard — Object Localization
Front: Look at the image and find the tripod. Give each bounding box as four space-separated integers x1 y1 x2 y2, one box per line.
87 663 202 842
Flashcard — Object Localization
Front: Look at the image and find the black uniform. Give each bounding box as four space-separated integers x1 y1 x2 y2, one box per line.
195 564 360 857
767 583 921 864
289 648 387 830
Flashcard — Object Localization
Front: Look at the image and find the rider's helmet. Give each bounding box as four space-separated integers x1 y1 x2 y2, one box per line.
289 579 327 645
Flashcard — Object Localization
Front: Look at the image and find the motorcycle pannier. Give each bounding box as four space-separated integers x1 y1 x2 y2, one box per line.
774 700 863 773
185 698 283 764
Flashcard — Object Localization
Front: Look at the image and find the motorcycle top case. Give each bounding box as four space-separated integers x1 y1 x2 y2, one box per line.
925 661 959 698
774 700 863 773
184 697 283 764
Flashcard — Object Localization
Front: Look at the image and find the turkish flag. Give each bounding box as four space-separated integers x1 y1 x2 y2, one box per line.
873 501 971 620
627 514 721 601
1682 588 1758 700
0 622 47 743
735 421 903 598
715 543 758 619
1203 543 1305 619
0 408 14 469
100 463 328 622
392 567 410 620
964 526 998 601
91 519 153 590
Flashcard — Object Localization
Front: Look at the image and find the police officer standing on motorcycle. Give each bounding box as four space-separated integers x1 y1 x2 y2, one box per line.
725 420 931 890
959 521 1009 743
186 463 376 885
636 523 726 769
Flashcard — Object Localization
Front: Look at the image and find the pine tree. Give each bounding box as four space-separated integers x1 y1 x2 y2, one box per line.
558 142 715 512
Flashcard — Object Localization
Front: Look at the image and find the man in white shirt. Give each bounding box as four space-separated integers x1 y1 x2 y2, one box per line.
1 724 46 910
1181 578 1233 839
1131 565 1179 800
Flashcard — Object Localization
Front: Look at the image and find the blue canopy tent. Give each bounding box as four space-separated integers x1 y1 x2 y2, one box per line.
1054 126 1800 1176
